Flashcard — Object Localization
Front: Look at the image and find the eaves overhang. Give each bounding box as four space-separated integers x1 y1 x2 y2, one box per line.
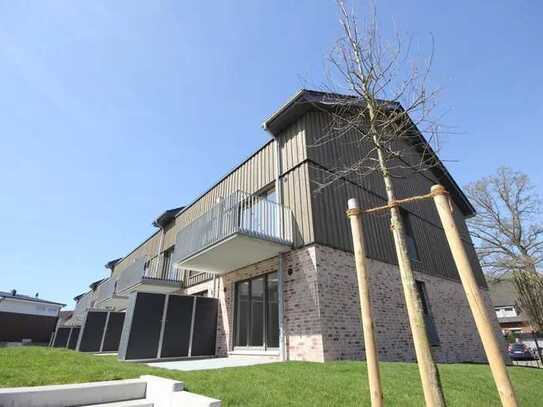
152 206 185 228
104 258 122 270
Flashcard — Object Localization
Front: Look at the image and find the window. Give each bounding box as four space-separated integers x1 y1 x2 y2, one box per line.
416 281 440 346
401 209 419 261
495 306 518 318
234 272 279 349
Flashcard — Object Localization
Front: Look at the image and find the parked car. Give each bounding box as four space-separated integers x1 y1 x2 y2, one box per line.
508 342 536 361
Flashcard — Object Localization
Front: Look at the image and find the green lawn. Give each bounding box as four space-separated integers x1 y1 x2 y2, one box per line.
0 347 541 406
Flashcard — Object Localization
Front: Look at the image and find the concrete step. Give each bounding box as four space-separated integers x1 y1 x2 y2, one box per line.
0 378 147 407
0 375 221 407
84 399 153 407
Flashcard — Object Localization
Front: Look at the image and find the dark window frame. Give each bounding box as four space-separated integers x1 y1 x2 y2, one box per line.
416 280 440 346
400 208 420 262
161 246 175 279
233 271 279 350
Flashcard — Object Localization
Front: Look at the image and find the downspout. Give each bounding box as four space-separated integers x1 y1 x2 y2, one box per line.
156 226 165 277
272 133 287 361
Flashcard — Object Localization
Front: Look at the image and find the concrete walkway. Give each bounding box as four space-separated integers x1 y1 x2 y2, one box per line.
147 356 278 371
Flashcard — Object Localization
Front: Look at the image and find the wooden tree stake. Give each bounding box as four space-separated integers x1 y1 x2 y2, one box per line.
347 198 384 407
431 184 518 407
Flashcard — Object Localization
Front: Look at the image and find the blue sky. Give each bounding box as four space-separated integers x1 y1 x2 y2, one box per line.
0 1 541 307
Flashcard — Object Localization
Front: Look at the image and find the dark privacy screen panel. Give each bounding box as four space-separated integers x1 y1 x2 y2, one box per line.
52 327 70 347
119 293 218 360
0 311 58 343
102 312 125 352
124 293 165 360
78 311 107 352
160 295 194 358
191 297 218 356
67 327 80 349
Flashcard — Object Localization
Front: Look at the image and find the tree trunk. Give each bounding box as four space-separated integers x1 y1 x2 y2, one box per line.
370 118 445 406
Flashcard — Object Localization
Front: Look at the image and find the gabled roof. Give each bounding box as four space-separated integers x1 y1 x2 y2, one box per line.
262 89 476 217
104 206 185 274
89 279 105 291
73 292 86 302
488 279 531 324
104 258 122 270
489 279 518 307
0 290 65 307
263 89 346 134
152 206 184 228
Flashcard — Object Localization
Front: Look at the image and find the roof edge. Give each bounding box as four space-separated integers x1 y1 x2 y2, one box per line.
262 88 475 216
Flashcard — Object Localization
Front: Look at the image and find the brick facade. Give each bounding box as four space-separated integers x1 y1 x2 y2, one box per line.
183 244 505 363
314 245 505 363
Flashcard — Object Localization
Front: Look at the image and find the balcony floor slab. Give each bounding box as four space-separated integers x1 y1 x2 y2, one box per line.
119 280 182 295
177 233 291 274
95 295 129 310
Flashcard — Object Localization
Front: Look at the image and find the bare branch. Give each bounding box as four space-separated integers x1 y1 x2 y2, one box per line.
466 167 543 280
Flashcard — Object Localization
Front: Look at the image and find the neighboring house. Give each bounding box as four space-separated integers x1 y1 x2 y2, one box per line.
64 89 502 363
489 279 533 334
0 289 65 343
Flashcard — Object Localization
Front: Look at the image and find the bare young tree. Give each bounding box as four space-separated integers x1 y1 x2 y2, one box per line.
315 1 447 405
465 167 543 279
314 2 442 186
466 167 543 332
512 270 543 332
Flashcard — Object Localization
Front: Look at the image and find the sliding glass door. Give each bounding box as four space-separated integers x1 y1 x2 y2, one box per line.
234 272 279 349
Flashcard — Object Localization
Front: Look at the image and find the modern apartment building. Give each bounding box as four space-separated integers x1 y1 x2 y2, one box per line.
61 90 502 363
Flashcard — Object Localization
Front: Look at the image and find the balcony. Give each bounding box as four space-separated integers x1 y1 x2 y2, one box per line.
174 190 293 274
71 292 95 325
185 271 214 288
116 254 184 295
94 277 128 310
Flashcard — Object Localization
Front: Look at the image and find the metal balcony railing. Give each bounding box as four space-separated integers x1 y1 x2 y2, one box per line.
72 291 94 323
94 277 118 304
184 271 214 288
116 253 184 293
174 190 293 264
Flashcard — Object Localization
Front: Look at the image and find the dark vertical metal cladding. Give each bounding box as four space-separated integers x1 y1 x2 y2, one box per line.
102 312 125 352
52 327 70 347
67 327 80 349
124 293 165 360
191 296 218 357
78 311 107 352
160 296 194 358
303 111 487 287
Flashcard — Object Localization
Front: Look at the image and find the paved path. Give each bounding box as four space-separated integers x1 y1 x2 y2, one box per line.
147 356 278 371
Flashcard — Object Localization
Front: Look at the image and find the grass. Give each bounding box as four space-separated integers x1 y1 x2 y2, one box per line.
1 347 542 406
